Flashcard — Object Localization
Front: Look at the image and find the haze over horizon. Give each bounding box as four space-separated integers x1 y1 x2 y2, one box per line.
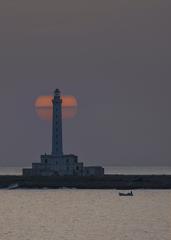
0 1 171 167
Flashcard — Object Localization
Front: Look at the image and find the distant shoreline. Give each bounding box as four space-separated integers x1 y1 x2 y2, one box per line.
0 174 171 189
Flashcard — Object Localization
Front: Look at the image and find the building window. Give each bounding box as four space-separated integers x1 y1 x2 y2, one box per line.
45 159 47 164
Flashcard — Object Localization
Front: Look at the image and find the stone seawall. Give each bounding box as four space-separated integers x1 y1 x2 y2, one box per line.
0 175 171 189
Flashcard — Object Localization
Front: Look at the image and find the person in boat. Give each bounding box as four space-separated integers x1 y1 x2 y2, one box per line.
119 190 133 196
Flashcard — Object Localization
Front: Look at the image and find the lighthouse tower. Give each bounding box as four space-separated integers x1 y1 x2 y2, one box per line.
22 88 104 176
52 89 63 156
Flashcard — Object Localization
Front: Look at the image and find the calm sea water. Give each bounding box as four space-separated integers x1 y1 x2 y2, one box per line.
105 166 171 175
0 189 170 240
0 167 170 239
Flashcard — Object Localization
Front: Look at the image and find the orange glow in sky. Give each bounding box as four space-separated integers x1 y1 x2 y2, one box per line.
35 95 78 121
35 95 77 108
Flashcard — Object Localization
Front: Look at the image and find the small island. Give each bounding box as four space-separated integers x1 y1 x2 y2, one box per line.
0 89 171 189
23 89 104 177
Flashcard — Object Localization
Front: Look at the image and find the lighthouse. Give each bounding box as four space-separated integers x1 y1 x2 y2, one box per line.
22 89 104 176
52 89 63 156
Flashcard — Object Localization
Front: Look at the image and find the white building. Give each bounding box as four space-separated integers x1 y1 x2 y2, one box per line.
23 89 104 176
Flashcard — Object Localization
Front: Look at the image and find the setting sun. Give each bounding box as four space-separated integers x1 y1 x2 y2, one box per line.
35 95 77 108
35 95 78 121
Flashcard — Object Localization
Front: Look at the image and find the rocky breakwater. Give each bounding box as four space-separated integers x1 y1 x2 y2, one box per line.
0 174 171 189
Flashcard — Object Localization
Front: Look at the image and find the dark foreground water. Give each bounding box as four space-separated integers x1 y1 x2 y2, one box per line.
0 189 170 240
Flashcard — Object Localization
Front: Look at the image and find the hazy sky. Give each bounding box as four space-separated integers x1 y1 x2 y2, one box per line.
0 1 171 166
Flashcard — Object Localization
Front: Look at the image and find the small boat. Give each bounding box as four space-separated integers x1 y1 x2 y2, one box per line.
8 183 19 190
119 191 133 196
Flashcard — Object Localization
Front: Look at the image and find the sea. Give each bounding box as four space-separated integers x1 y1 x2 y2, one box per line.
0 166 170 240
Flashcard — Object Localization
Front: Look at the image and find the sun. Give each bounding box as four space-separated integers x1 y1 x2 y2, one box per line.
35 95 77 108
35 95 78 121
